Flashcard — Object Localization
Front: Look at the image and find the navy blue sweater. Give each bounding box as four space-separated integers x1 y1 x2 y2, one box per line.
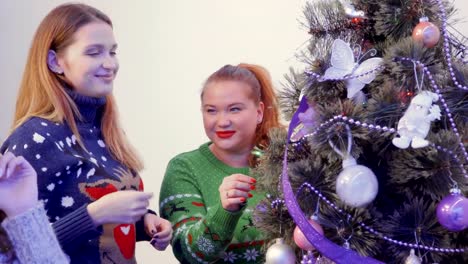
1 90 150 264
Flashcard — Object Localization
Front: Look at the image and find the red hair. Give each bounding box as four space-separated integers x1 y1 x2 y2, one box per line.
11 3 143 172
202 63 283 165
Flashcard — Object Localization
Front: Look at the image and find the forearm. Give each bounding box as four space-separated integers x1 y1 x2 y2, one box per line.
52 204 102 252
2 203 69 264
171 204 243 263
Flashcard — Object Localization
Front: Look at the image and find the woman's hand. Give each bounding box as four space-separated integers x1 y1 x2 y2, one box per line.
0 152 38 217
219 173 256 212
144 213 173 250
87 190 153 226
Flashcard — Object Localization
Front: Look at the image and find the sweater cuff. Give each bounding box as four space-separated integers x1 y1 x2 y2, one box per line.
135 209 157 242
2 203 69 263
208 204 243 232
53 204 102 249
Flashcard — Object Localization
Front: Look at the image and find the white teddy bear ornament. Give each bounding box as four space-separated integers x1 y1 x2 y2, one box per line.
392 91 442 149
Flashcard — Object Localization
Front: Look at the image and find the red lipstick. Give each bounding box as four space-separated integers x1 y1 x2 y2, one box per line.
216 131 235 139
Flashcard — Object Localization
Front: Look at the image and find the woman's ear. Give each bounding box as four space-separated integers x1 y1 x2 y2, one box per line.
47 50 63 74
257 102 265 124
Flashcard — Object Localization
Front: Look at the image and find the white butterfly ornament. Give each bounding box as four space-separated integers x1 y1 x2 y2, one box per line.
320 39 383 100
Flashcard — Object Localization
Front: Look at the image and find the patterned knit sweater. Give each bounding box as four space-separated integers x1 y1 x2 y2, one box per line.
0 203 69 264
0 90 150 264
159 143 266 264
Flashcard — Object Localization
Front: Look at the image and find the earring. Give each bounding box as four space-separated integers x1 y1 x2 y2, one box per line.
51 68 63 75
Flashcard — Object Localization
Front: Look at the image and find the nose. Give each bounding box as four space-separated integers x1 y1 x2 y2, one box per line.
102 55 118 71
217 112 231 127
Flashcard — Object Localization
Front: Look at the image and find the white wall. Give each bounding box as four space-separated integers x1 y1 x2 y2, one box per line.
0 1 466 263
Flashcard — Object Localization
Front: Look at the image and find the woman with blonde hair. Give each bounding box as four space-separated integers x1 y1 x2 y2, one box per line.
1 3 171 263
159 63 283 263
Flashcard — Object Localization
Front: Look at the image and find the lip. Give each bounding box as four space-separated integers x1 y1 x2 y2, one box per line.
96 75 114 82
216 131 236 139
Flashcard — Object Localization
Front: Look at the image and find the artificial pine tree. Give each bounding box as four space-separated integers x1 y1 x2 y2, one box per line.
253 0 467 263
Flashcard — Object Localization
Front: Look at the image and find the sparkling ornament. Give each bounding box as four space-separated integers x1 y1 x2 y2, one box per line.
392 91 441 149
336 157 378 207
294 217 324 251
436 188 468 232
412 17 440 48
404 249 422 264
265 238 296 264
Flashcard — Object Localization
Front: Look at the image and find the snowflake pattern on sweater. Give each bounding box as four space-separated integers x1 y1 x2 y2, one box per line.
1 92 148 264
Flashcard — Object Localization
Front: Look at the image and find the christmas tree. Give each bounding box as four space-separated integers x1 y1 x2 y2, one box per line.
253 0 467 263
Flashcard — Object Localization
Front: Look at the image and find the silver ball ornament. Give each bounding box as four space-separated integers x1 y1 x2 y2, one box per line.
265 238 296 264
336 157 378 207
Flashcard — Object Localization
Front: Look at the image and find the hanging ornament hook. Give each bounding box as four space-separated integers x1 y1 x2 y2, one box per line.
336 215 354 249
411 60 425 92
328 124 353 160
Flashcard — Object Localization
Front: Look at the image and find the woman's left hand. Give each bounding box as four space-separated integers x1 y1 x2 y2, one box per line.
144 213 173 251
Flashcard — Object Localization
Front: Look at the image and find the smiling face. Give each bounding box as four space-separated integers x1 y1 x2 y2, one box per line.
202 80 264 158
54 21 118 97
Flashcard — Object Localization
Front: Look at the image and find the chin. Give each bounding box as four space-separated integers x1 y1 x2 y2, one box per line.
96 87 114 97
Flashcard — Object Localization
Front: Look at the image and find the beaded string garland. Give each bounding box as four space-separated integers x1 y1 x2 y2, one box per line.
280 0 467 259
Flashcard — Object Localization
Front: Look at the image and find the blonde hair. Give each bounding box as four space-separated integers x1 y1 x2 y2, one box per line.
12 3 143 171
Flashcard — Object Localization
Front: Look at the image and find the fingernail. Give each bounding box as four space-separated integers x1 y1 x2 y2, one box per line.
153 235 159 239
150 239 156 246
248 193 253 198
240 197 246 202
250 185 256 190
251 179 257 183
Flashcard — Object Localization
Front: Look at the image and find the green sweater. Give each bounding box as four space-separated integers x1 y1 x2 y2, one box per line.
159 143 266 263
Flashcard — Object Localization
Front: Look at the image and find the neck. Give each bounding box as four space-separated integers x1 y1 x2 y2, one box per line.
209 144 251 168
65 88 107 126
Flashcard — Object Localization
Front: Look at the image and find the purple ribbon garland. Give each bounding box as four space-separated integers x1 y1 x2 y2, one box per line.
287 96 310 140
283 97 383 263
281 148 384 263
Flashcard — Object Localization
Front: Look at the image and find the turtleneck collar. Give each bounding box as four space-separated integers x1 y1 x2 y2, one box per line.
65 88 107 126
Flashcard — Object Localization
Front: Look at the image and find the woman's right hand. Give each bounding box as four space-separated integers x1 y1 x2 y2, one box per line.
0 152 38 217
87 190 153 226
219 173 256 212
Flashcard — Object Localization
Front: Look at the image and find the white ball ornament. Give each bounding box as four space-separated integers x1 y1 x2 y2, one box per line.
336 157 378 207
404 249 422 264
265 238 296 264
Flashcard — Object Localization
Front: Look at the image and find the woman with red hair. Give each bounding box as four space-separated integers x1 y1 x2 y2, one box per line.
160 63 283 263
1 3 172 263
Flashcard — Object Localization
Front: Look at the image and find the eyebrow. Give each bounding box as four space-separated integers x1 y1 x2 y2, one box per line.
202 103 245 108
85 43 118 50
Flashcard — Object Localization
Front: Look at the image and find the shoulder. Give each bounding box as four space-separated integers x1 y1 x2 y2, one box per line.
1 117 70 154
166 144 210 169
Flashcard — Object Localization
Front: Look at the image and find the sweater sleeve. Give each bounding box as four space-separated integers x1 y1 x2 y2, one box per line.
159 157 244 263
0 119 102 253
2 203 69 264
135 209 157 242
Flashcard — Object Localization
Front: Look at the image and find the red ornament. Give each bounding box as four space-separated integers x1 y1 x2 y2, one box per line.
351 17 363 24
412 17 440 48
293 218 324 251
